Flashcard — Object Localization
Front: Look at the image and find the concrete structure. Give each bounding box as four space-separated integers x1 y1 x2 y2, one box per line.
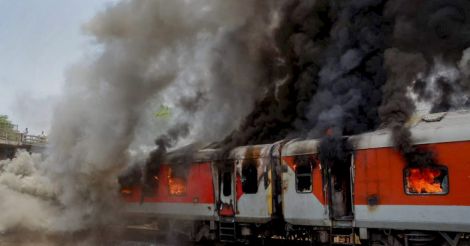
0 133 46 160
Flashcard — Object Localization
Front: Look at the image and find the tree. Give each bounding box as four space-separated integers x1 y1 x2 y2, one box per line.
0 115 19 141
0 115 13 128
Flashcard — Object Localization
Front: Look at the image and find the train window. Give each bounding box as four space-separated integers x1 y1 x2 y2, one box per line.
295 157 313 193
242 160 258 194
222 171 232 197
118 165 142 196
168 167 187 196
404 165 449 195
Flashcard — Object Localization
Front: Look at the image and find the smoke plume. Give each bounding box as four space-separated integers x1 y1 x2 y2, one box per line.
0 0 286 236
379 0 470 166
222 0 470 168
2 0 470 240
127 0 470 191
221 0 389 151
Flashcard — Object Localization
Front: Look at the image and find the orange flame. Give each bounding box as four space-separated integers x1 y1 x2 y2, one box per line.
168 177 186 195
168 168 186 195
120 188 133 195
406 167 443 194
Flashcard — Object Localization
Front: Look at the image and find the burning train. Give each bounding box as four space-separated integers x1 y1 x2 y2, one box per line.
119 110 470 245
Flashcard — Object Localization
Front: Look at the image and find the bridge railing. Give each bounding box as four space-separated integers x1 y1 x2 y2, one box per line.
0 124 47 146
22 134 48 145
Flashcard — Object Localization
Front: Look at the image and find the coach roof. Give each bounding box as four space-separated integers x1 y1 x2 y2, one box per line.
281 110 470 156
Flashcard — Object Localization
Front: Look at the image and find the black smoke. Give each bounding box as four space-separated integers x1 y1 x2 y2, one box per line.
379 0 470 167
220 0 391 171
216 0 329 150
386 0 470 61
318 135 353 179
144 0 470 175
303 0 389 138
223 0 470 169
222 0 390 150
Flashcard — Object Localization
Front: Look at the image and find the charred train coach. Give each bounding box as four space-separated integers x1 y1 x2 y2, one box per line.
120 111 470 245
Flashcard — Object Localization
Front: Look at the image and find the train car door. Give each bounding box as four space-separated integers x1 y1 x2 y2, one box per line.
219 165 235 217
325 152 353 220
319 137 354 221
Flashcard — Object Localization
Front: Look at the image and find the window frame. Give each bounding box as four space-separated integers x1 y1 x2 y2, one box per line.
403 165 449 196
167 167 188 196
241 160 258 194
222 171 232 197
294 155 314 193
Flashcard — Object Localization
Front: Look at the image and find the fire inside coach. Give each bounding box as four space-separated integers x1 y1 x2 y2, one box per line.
405 166 448 194
119 111 470 245
167 167 187 196
6 0 470 244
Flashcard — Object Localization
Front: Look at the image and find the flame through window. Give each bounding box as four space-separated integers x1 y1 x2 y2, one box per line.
168 167 187 196
404 166 448 195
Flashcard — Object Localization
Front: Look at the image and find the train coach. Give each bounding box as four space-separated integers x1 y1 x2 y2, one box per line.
119 110 470 245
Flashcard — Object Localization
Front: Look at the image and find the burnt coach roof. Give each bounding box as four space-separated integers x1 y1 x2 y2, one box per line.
282 110 470 156
281 138 321 156
228 144 274 159
164 143 221 163
165 144 275 163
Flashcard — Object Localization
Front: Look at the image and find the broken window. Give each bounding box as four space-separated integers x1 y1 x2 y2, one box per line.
118 165 142 196
295 155 313 193
242 160 258 194
404 165 449 195
222 171 232 197
168 167 187 196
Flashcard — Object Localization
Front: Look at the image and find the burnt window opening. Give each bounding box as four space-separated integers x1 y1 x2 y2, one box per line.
144 167 161 196
404 165 449 195
242 160 258 194
222 171 232 197
295 156 314 193
167 167 187 196
118 165 142 195
318 136 354 218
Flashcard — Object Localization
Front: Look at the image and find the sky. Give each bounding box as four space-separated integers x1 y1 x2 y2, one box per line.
0 0 117 134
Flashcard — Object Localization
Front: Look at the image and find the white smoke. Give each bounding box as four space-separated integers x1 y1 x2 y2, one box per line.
0 151 60 232
410 52 470 114
0 0 284 235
